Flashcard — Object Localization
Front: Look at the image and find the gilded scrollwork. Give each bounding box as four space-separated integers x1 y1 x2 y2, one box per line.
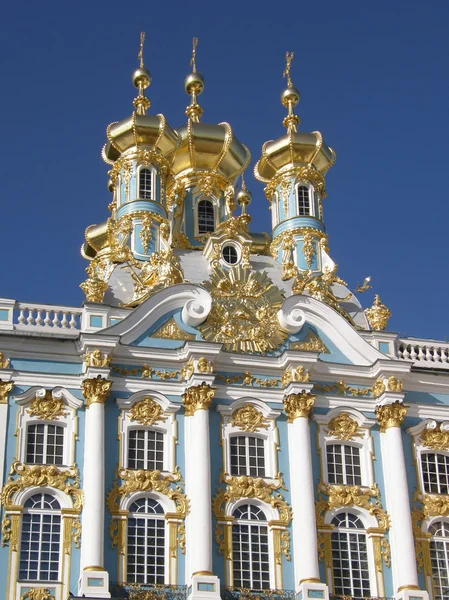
290 333 328 353
314 379 373 398
153 318 195 341
420 421 449 450
231 405 269 433
130 397 167 427
197 357 214 374
302 232 316 269
316 482 389 530
2 462 83 510
0 352 10 369
107 467 189 518
282 365 310 387
326 413 364 441
27 391 68 421
21 590 55 600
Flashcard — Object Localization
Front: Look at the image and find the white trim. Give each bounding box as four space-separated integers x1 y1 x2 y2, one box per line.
407 420 449 495
272 192 280 228
221 241 242 268
14 485 73 510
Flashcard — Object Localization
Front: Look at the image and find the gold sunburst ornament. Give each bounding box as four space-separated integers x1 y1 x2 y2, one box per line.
199 266 288 353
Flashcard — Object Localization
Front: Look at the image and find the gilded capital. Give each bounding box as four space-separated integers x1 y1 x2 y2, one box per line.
284 392 316 421
0 379 14 404
376 401 408 432
182 383 215 416
82 375 112 408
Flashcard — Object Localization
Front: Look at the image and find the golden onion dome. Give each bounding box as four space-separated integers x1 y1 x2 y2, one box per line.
254 52 336 183
102 33 178 164
171 38 251 183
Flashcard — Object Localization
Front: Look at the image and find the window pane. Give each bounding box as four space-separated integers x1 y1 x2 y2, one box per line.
297 186 311 216
198 200 215 234
26 424 64 466
331 512 370 597
327 444 362 486
128 429 164 471
422 453 449 495
232 508 269 589
139 168 152 200
127 505 165 584
230 436 265 477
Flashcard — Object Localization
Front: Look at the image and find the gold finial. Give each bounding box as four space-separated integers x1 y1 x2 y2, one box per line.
132 31 151 115
237 173 253 217
191 37 198 73
365 294 392 331
185 37 205 123
138 31 146 68
283 51 294 88
281 51 300 133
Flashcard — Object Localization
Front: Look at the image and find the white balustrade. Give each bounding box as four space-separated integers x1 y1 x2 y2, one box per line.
15 303 82 333
397 339 449 368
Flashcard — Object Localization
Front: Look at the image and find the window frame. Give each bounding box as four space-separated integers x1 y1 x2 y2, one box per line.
137 164 156 202
408 419 449 498
426 517 449 600
117 391 180 474
127 426 165 472
194 195 219 237
229 434 267 478
420 451 449 495
314 408 376 488
326 442 363 486
271 192 280 228
25 422 65 467
295 182 316 218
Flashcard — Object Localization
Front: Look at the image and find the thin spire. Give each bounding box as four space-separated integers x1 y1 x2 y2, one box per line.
185 36 204 123
281 51 300 133
132 31 151 115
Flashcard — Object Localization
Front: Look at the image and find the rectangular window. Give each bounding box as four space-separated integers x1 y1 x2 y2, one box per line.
127 516 165 584
128 429 164 471
331 529 370 597
230 436 266 478
26 424 64 466
421 453 449 494
297 186 311 216
232 522 270 589
19 513 61 581
327 444 362 485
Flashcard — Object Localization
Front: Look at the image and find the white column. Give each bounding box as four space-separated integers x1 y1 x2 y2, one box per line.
78 375 112 599
183 382 220 600
377 400 428 600
284 391 328 598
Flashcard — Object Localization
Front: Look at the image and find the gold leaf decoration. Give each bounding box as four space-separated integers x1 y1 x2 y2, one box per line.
231 405 269 433
130 397 167 427
327 413 364 441
199 266 288 354
0 352 10 369
376 402 408 432
153 318 195 341
290 333 328 353
0 379 14 404
182 384 215 417
420 422 449 451
27 391 68 421
365 295 392 331
21 590 55 600
84 350 111 368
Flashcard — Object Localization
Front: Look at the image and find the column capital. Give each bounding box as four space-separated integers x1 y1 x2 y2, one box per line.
376 401 408 432
284 392 316 422
82 375 112 408
182 383 215 416
0 379 14 404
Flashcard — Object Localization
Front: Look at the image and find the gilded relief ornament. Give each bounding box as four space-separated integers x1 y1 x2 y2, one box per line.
284 392 316 421
420 421 449 451
199 266 288 353
84 349 111 368
182 383 215 416
387 376 403 393
0 352 10 369
282 365 310 387
290 333 328 353
21 590 55 600
419 494 449 518
376 401 408 432
365 295 392 331
2 462 83 510
302 232 316 269
181 360 195 381
327 413 363 441
82 375 112 408
130 397 167 426
231 405 269 433
139 213 153 254
197 357 214 374
153 318 195 341
27 391 68 421
80 276 108 303
0 379 14 404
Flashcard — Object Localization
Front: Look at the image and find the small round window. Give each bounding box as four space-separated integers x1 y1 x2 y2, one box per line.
222 244 239 265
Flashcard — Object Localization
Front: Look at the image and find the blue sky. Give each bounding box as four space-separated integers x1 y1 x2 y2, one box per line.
0 0 447 340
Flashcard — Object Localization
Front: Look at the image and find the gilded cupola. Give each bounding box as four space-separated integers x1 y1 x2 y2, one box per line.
168 38 252 250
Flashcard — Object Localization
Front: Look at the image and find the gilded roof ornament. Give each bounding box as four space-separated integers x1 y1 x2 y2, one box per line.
132 31 151 115
365 294 392 331
185 37 204 123
281 51 300 133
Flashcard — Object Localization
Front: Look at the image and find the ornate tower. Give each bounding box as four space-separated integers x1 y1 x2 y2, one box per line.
81 33 179 304
169 38 252 250
254 52 337 281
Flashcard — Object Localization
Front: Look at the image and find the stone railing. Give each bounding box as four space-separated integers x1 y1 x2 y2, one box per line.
396 338 449 369
221 588 295 600
0 298 130 336
110 582 188 599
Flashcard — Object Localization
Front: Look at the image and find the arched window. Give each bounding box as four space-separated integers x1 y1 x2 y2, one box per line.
127 428 164 471
19 493 62 582
331 512 371 597
197 200 215 234
139 168 153 200
297 185 311 216
327 444 362 486
26 423 64 466
232 504 270 589
230 435 265 477
127 497 165 584
429 520 449 600
421 453 449 494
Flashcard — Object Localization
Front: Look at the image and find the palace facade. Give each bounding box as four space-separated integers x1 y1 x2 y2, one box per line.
0 36 448 600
